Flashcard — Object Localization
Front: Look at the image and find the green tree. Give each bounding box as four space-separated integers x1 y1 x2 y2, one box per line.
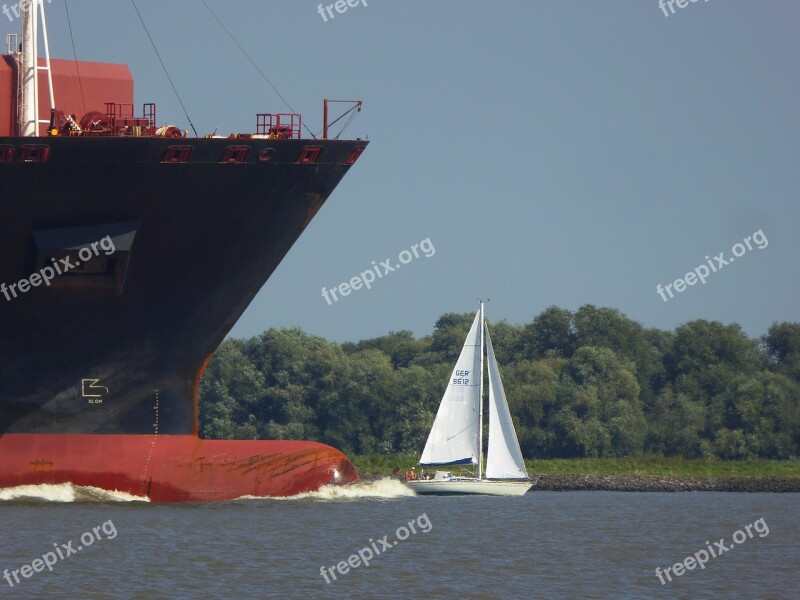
568 346 645 456
197 311 799 462
414 312 473 364
520 306 575 359
645 387 706 457
504 357 567 457
762 322 800 382
710 372 800 459
350 330 427 369
199 339 266 439
666 320 760 382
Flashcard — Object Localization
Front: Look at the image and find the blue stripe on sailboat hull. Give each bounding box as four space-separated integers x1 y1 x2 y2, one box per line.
420 458 476 466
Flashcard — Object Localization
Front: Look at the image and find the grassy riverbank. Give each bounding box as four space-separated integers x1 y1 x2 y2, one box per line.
351 455 800 478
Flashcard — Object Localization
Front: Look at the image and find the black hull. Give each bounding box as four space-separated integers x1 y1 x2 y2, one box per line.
0 136 366 434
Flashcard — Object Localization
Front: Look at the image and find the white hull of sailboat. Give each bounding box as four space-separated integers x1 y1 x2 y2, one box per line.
406 478 533 496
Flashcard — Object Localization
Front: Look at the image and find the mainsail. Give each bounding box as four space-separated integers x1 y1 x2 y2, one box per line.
419 310 482 466
485 324 528 479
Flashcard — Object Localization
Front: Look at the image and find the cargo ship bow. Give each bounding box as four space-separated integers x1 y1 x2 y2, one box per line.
0 4 365 501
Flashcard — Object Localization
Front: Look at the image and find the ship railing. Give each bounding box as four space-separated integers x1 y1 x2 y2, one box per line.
143 103 157 130
47 102 161 137
104 103 153 137
6 33 22 56
255 113 302 139
40 100 361 140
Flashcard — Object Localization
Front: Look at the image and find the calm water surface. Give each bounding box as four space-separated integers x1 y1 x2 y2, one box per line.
0 481 797 599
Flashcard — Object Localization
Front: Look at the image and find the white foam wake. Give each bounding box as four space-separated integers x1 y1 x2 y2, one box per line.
239 477 416 501
0 483 149 503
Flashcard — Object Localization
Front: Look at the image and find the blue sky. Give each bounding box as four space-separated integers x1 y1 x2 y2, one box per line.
8 0 798 342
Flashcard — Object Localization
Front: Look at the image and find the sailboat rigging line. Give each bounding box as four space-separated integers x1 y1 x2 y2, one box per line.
64 1 86 115
445 420 478 442
129 0 198 137
199 0 316 140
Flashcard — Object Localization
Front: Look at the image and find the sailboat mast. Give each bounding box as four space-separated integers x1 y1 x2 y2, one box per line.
477 300 484 480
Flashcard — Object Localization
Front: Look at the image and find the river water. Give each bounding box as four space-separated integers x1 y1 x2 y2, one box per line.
0 480 797 599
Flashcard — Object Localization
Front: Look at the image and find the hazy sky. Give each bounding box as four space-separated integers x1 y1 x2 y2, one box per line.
8 1 798 342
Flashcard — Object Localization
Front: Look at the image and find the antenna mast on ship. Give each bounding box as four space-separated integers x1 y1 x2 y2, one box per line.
19 0 55 136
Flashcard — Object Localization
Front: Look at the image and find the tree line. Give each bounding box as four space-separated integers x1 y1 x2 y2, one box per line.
198 306 800 460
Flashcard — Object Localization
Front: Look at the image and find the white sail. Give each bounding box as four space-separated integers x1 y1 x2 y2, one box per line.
485 324 528 479
419 310 482 466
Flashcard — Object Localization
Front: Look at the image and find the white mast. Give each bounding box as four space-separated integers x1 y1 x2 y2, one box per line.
20 0 38 136
477 300 485 480
19 0 54 137
38 0 55 116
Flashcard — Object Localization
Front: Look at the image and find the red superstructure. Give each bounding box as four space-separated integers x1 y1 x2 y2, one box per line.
0 57 14 135
0 56 133 136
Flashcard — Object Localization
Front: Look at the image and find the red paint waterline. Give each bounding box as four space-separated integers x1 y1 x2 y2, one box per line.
0 434 359 503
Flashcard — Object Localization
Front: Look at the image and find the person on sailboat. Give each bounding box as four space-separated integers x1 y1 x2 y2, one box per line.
406 467 417 481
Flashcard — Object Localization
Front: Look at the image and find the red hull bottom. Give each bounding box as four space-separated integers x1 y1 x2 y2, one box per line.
0 434 359 502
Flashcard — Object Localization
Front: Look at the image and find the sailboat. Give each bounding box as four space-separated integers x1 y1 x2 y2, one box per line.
406 303 535 496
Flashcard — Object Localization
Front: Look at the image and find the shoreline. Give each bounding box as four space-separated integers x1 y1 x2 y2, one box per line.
534 474 800 492
359 473 800 492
